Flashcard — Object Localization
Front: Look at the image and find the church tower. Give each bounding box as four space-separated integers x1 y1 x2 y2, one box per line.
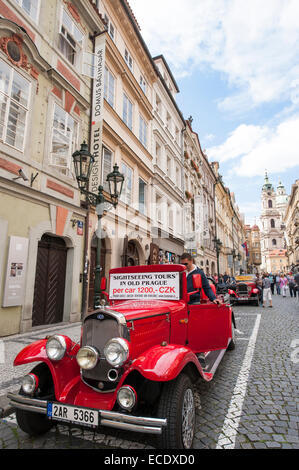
260 172 288 272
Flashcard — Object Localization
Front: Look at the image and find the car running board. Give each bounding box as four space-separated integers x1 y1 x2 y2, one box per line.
196 348 226 375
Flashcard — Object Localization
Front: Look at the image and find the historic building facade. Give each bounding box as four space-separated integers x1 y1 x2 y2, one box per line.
284 179 299 271
245 225 262 273
260 172 289 273
0 0 107 335
183 119 217 276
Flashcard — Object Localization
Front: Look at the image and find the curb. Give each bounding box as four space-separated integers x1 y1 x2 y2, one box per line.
0 396 15 419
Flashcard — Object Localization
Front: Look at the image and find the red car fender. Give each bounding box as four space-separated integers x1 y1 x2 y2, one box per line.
126 344 211 382
13 337 80 400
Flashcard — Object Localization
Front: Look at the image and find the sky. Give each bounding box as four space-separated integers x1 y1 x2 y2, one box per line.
129 0 299 226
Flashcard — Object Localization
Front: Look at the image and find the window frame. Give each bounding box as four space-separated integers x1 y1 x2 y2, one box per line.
49 101 79 178
58 8 84 69
104 66 115 108
0 58 31 153
14 0 41 23
124 48 133 72
138 177 147 215
139 114 147 148
102 146 113 193
123 93 133 130
120 162 133 205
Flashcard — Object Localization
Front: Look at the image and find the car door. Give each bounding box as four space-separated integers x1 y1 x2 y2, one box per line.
187 303 232 353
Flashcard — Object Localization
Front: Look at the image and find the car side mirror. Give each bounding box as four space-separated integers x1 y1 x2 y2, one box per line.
100 277 107 291
192 274 202 290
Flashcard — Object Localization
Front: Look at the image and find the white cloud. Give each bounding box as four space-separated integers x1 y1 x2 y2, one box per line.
207 115 299 177
129 0 299 110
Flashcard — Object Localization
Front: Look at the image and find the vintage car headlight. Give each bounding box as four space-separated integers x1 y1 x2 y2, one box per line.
117 385 137 411
76 346 99 370
21 374 39 395
104 338 129 367
46 335 67 361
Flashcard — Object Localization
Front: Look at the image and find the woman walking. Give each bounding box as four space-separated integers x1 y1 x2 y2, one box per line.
262 273 273 308
279 274 288 297
288 274 297 298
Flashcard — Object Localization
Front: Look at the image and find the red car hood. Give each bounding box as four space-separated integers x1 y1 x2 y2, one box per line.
110 299 186 321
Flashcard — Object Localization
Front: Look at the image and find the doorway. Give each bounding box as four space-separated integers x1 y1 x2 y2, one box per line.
32 235 67 327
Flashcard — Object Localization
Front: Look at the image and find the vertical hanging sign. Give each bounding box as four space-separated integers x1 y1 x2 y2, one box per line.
90 32 107 195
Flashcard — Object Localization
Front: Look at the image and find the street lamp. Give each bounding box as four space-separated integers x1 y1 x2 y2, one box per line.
213 237 222 277
73 142 124 309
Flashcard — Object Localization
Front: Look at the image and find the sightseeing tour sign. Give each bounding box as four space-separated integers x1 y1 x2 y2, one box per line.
109 272 180 300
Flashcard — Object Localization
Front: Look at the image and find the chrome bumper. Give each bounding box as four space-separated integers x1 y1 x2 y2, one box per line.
7 392 167 435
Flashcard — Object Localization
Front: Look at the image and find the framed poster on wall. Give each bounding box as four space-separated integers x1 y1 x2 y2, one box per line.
2 236 29 307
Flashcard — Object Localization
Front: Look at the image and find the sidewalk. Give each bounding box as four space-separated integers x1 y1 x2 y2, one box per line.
0 320 81 419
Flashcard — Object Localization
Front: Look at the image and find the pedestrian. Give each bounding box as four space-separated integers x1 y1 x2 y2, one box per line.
180 253 221 305
255 273 263 303
294 269 299 301
223 272 229 284
262 273 273 308
279 274 288 297
275 273 281 295
269 273 275 295
288 273 297 298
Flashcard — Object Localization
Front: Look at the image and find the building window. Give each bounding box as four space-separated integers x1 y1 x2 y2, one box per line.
139 75 147 95
0 59 30 151
104 66 115 107
166 112 171 132
156 193 162 223
166 155 171 178
59 9 83 66
268 200 272 208
104 14 115 41
50 103 78 176
123 93 133 130
120 162 133 205
155 93 162 115
102 147 112 192
138 178 146 214
15 0 40 22
124 49 133 72
270 219 275 228
272 239 277 246
139 115 147 148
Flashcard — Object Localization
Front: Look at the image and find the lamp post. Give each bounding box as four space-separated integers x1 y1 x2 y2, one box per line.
213 237 222 277
73 142 124 310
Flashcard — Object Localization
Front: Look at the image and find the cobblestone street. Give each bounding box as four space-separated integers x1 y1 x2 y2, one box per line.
1 294 298 450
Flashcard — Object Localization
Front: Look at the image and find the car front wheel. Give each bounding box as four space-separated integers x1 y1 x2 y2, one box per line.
156 373 195 449
16 363 55 437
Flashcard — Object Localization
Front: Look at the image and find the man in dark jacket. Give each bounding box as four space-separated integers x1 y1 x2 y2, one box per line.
181 253 221 304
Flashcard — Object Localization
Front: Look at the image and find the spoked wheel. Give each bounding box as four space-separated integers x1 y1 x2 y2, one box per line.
156 374 196 449
16 363 55 436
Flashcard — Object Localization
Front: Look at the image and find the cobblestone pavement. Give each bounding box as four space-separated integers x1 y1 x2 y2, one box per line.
0 294 298 449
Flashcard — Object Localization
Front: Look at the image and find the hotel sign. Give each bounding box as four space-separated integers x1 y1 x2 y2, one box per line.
90 32 107 195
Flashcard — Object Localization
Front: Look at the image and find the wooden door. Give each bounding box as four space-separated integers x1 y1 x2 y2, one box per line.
32 235 67 327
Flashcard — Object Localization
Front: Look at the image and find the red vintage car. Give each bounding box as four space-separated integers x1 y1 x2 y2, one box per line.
8 264 236 449
228 274 261 306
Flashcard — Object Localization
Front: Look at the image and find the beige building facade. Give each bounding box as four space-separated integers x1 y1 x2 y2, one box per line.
284 179 299 271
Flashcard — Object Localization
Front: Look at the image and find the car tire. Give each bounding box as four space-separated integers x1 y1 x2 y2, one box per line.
16 363 55 437
156 373 195 449
254 297 259 307
227 318 236 351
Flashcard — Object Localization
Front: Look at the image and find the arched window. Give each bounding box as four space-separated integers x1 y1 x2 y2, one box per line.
270 219 275 228
272 239 277 246
268 200 272 208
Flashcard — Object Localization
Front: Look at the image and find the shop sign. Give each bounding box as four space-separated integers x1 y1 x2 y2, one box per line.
109 272 180 300
77 221 83 236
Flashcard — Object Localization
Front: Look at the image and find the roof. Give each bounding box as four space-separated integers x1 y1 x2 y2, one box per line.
152 54 180 93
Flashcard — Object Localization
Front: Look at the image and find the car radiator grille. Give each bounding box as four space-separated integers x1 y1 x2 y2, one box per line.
81 314 123 389
237 283 248 294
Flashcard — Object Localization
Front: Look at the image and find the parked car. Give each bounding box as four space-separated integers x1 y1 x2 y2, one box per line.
8 264 236 449
228 274 260 306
